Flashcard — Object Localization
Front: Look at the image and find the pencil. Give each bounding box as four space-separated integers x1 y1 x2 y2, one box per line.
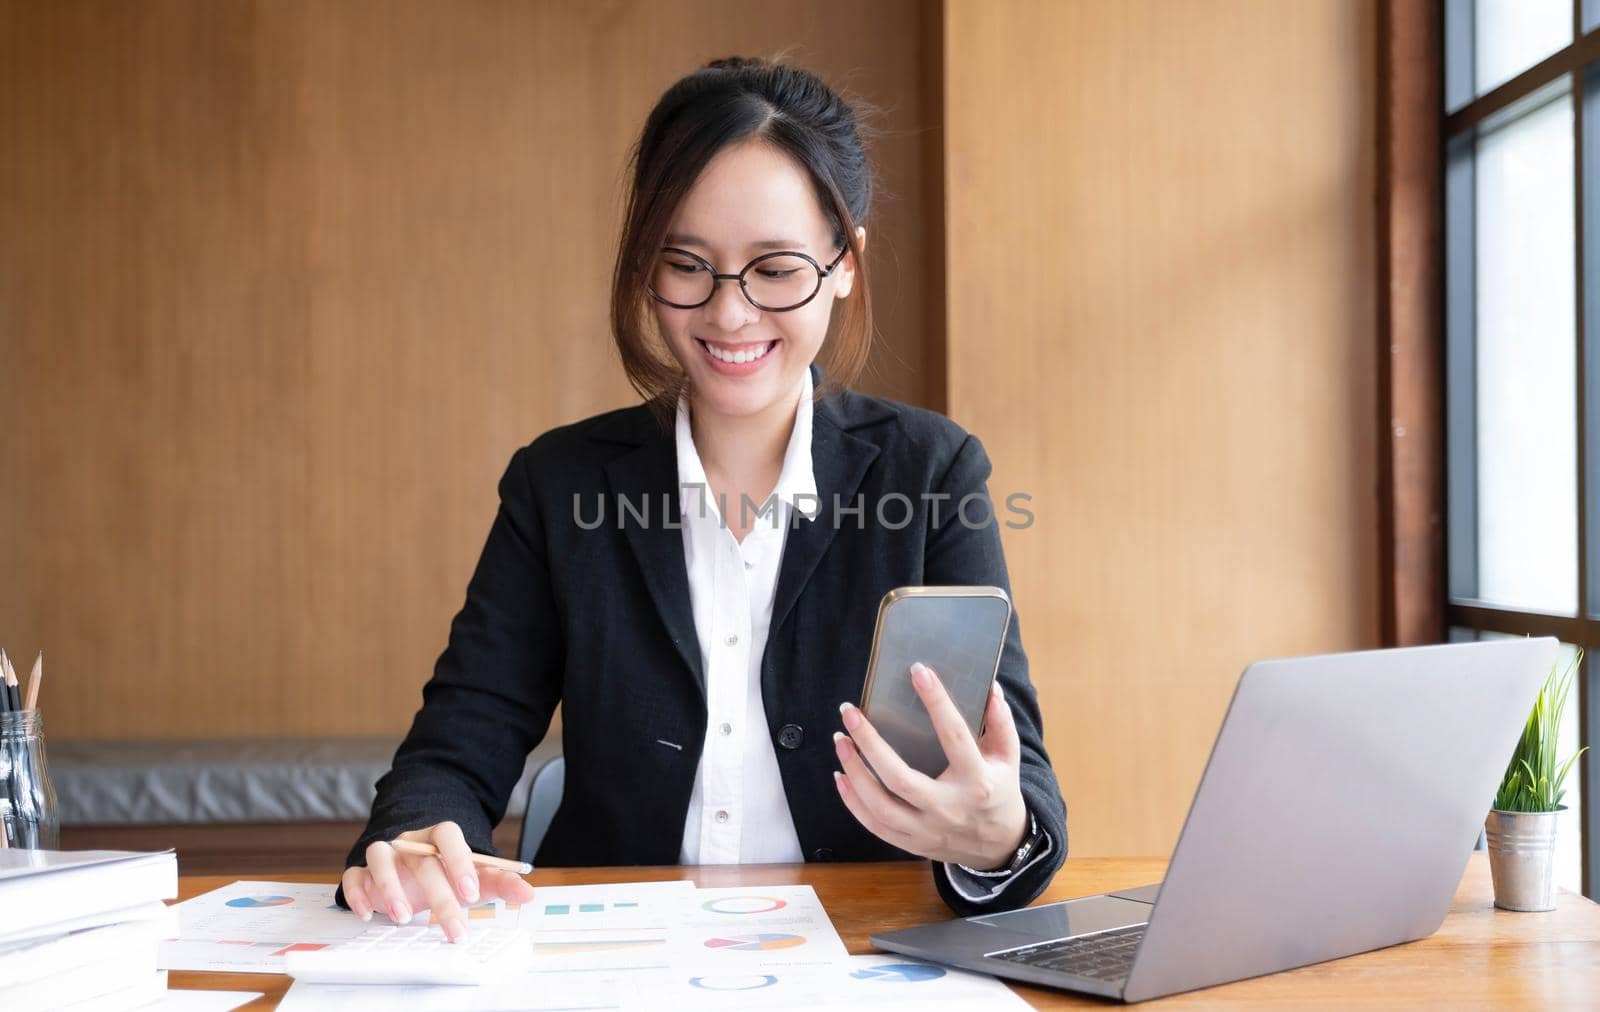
0 651 13 849
24 651 41 713
391 840 533 876
0 650 17 712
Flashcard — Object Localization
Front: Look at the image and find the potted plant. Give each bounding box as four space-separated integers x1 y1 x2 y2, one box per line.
1485 651 1588 911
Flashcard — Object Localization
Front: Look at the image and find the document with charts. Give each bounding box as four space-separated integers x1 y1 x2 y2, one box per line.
158 880 525 973
662 884 850 978
194 878 1027 1011
277 972 638 1011
276 880 699 1010
280 956 1030 1012
527 878 696 973
629 953 1033 1011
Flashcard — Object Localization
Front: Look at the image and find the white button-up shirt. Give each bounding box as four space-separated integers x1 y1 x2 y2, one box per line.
675 371 817 865
673 371 1049 899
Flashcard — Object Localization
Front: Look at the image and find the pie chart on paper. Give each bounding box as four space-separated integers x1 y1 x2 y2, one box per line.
225 895 295 908
701 895 788 915
704 933 806 951
850 962 947 982
689 974 779 991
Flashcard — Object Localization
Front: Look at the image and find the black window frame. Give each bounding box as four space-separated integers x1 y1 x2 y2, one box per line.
1443 1 1600 898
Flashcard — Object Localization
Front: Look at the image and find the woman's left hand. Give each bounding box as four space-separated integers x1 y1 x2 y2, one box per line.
833 662 1029 870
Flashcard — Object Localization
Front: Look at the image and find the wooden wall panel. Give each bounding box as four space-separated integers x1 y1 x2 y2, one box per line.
943 0 1381 856
0 0 935 739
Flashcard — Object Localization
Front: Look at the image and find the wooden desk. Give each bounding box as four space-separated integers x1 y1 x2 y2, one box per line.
171 853 1600 1008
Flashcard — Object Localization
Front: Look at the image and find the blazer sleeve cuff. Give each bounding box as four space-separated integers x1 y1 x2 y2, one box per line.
933 775 1068 916
939 813 1056 906
334 773 501 910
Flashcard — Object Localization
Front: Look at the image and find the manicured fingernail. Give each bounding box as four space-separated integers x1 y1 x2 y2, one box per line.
393 903 411 923
832 731 850 758
839 703 860 730
992 680 1004 700
359 909 373 922
832 771 847 793
446 917 466 942
460 876 479 903
912 664 933 690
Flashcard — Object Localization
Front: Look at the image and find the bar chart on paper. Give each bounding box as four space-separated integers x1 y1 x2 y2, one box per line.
704 933 807 951
542 901 641 916
530 880 696 973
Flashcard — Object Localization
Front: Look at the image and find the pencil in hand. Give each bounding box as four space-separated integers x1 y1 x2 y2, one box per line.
390 839 533 876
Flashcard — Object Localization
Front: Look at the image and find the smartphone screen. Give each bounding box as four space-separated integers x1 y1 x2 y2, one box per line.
858 586 1012 778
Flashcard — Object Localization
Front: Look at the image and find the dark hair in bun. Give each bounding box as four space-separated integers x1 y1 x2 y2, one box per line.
611 55 876 413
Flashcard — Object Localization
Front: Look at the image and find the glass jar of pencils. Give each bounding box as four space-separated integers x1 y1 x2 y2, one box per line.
1 709 60 849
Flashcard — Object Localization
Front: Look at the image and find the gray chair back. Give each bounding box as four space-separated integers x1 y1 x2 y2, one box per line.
517 755 565 866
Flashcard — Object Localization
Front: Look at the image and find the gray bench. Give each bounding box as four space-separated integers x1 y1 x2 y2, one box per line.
49 735 564 869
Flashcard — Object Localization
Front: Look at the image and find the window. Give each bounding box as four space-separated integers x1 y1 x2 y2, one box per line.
1445 2 1599 898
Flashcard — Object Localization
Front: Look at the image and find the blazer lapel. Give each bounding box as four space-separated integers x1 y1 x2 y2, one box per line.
603 432 707 700
769 403 880 637
598 372 885 700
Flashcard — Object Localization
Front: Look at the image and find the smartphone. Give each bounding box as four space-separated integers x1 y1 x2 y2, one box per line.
858 586 1012 778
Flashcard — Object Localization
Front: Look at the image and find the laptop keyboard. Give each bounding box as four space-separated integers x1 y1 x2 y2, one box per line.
987 923 1147 981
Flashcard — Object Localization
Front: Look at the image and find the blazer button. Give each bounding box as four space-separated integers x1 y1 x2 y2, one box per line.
777 723 804 749
812 848 835 862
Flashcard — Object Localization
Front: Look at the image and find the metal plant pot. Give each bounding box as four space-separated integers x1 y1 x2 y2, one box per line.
1485 807 1563 912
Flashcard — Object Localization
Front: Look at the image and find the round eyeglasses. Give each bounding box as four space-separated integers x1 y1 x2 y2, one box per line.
646 246 849 312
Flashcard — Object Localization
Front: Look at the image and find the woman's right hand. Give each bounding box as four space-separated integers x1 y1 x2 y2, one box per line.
340 821 537 942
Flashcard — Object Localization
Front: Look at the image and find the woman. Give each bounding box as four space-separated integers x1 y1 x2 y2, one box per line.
338 56 1067 941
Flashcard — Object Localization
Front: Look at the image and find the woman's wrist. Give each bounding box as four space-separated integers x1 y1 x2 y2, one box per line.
969 800 1033 872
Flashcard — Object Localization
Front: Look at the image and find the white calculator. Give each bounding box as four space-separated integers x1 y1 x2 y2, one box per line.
285 923 534 985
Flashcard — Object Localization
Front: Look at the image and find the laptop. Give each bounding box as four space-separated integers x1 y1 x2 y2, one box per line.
871 638 1560 1002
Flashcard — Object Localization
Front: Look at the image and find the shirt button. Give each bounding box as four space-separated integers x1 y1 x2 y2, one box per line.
715 810 730 824
778 723 804 749
812 847 835 862
725 634 739 647
719 722 733 736
744 560 753 570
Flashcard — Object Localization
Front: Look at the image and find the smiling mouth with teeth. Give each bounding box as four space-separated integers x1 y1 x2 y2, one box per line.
696 339 778 365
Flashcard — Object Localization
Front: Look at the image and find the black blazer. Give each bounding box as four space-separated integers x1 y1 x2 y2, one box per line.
345 366 1068 915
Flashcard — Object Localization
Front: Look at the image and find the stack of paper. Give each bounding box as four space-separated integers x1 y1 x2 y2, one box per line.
0 849 179 1009
163 877 1035 1010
